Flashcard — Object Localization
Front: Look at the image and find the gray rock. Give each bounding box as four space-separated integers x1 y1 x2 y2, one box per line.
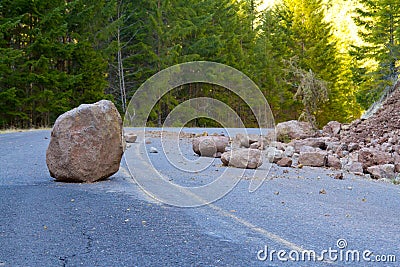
299 146 318 153
270 141 287 151
347 142 360 152
266 147 284 163
284 146 295 157
46 100 124 183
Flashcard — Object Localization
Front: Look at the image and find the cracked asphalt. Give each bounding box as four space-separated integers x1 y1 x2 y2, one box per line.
1 130 400 266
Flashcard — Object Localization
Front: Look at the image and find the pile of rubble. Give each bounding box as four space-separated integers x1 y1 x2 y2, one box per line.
270 88 400 180
191 88 400 180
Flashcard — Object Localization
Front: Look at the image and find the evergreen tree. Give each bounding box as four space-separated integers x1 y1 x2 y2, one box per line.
0 0 115 128
352 0 400 109
272 0 349 126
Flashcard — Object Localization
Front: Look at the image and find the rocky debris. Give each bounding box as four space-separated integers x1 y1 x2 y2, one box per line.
192 135 229 158
276 157 292 167
298 151 327 167
221 148 263 169
272 83 400 181
46 100 124 183
275 120 316 142
358 148 393 170
124 132 137 143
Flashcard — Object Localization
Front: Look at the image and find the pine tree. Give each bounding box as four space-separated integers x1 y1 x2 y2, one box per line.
0 0 115 128
352 0 400 108
273 0 348 126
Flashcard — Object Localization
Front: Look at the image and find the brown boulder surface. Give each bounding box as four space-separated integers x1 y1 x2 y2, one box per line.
46 100 124 183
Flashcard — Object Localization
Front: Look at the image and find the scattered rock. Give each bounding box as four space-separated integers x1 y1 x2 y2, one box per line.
124 132 137 143
276 157 292 167
221 148 263 169
334 173 344 180
192 135 229 157
46 100 124 183
298 145 318 153
235 133 261 148
347 142 360 152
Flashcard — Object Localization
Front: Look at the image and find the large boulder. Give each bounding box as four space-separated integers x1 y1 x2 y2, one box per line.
276 120 315 142
221 148 263 169
46 100 124 183
192 136 229 157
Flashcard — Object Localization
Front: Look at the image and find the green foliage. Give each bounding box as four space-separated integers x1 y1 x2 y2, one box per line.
0 0 387 129
0 0 114 128
352 0 400 108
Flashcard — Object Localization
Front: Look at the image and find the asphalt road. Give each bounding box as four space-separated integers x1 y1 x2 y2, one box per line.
1 130 400 267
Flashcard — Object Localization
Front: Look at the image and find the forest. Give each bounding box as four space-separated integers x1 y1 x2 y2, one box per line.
0 0 399 129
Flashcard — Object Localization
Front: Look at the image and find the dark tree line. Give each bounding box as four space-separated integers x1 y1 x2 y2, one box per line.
1 0 399 128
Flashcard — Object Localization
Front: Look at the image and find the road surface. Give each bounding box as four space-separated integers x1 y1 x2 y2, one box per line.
1 130 399 266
